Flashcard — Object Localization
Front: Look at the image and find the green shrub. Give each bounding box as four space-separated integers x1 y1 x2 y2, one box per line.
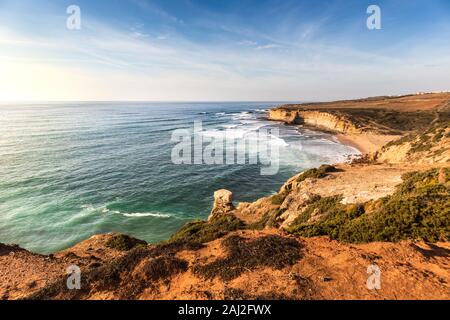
270 192 287 205
169 214 244 244
248 208 283 230
105 234 147 251
193 235 302 281
288 169 450 243
296 165 341 183
290 195 345 226
384 134 415 148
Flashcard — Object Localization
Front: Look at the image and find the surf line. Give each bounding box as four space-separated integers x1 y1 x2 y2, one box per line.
170 120 281 175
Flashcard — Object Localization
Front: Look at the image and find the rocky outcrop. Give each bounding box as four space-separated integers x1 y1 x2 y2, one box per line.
278 192 318 228
268 109 362 134
2 167 449 300
208 189 235 221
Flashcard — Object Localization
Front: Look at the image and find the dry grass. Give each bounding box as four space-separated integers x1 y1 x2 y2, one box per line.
193 235 303 281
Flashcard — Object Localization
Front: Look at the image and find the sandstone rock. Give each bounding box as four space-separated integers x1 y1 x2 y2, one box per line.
268 109 362 134
208 189 235 221
279 192 318 228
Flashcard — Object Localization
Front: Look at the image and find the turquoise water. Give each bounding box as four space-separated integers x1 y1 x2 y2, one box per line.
0 102 359 254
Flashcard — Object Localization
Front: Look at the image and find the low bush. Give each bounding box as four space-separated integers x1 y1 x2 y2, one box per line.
248 208 283 230
270 193 287 205
169 214 244 244
142 256 188 282
296 165 341 183
193 235 302 281
105 234 147 251
290 195 345 226
289 169 450 243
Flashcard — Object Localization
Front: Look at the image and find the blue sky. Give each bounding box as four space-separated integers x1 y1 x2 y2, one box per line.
1 0 450 101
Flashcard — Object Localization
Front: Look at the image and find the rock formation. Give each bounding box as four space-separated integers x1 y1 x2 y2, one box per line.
208 189 235 221
268 109 362 134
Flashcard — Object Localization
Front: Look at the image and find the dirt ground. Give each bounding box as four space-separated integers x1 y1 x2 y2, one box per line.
0 234 125 300
1 229 448 300
155 230 450 300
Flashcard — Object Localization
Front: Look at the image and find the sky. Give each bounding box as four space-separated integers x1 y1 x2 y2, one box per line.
1 0 450 102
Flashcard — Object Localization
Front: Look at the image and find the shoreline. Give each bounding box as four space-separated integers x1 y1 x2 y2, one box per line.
285 123 399 155
334 133 400 155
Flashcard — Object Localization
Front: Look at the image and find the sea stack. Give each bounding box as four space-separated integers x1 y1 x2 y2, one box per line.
208 189 235 220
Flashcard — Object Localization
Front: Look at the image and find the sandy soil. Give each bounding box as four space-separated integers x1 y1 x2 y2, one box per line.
298 163 408 204
0 234 125 300
143 230 450 300
336 133 400 154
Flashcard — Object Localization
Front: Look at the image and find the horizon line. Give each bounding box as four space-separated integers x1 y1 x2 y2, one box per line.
1 90 449 105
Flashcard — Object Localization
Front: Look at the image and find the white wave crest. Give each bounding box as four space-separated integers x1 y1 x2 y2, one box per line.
121 212 171 218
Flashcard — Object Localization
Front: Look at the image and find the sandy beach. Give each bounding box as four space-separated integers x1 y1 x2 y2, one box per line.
335 133 400 154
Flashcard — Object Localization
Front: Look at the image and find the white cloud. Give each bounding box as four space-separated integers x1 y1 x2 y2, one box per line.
255 43 282 50
238 40 257 46
1 15 450 102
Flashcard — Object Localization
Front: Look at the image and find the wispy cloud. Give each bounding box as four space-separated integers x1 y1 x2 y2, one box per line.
237 40 257 46
255 43 282 50
1 0 450 101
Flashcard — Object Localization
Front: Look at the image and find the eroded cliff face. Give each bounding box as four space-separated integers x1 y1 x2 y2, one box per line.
374 124 450 164
268 109 362 134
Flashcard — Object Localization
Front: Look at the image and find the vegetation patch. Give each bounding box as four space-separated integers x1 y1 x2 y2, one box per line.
332 109 437 134
384 134 415 148
296 165 341 183
248 208 283 230
105 234 147 251
288 169 450 243
142 256 188 282
28 238 203 300
270 192 288 205
384 119 450 155
193 235 302 281
290 195 346 226
169 214 244 244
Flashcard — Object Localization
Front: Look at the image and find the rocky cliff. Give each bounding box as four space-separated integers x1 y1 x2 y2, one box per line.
268 109 362 134
268 93 450 136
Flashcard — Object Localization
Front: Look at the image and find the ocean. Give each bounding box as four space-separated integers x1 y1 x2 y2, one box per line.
0 102 359 254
